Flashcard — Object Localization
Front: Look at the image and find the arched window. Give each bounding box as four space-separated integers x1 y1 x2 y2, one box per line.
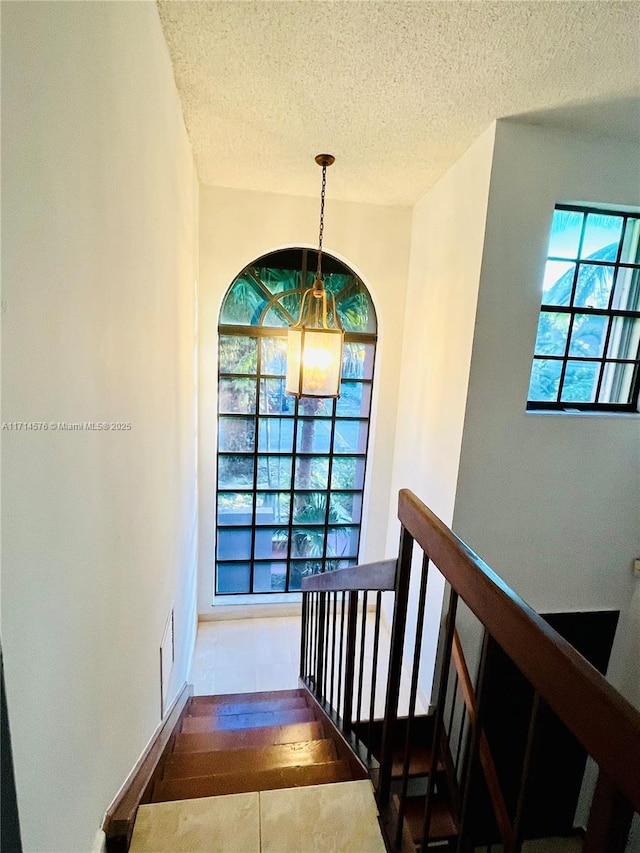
216 248 377 595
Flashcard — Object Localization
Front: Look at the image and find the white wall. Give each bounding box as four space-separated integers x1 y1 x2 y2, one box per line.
1 3 199 850
384 125 497 698
198 186 411 612
453 120 640 707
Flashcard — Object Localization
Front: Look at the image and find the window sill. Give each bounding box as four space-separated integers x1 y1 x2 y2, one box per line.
526 409 640 419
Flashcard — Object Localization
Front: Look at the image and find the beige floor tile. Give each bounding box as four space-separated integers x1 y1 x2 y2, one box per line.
260 780 386 853
130 793 260 852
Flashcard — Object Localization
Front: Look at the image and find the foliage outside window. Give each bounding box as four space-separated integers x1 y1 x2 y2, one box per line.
527 205 640 412
216 248 377 595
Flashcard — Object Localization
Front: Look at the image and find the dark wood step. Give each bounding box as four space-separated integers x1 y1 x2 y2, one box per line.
391 745 444 779
181 707 316 734
163 739 337 779
394 794 458 844
186 696 308 717
152 760 352 802
172 721 325 753
189 688 303 706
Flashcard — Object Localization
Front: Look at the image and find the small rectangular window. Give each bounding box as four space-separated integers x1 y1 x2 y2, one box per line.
527 205 640 412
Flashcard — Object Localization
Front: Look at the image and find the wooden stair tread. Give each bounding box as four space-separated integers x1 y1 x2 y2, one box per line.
163 739 337 779
181 707 315 734
394 794 458 842
172 721 325 753
187 696 308 717
391 745 444 779
152 760 353 801
189 689 303 706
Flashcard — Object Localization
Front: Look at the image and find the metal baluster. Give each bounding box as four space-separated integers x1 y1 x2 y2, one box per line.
323 589 331 701
455 705 467 775
342 590 359 732
299 592 308 679
329 591 337 712
512 692 542 852
379 527 413 805
367 591 382 761
396 554 430 850
420 585 459 853
337 591 346 720
316 592 325 698
455 630 493 853
356 590 368 732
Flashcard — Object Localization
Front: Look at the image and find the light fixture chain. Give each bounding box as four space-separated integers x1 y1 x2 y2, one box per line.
317 162 327 279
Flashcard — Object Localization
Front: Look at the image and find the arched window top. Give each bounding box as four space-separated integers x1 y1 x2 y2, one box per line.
219 248 377 335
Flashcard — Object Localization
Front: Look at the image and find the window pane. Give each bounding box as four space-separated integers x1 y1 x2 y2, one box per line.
253 562 287 593
218 417 255 452
335 280 377 333
296 419 332 453
568 314 608 358
217 528 252 560
599 362 638 404
259 379 293 414
258 417 294 452
621 218 640 264
219 336 257 375
254 528 288 560
293 492 329 525
217 493 253 525
294 456 329 490
218 455 254 489
330 492 362 524
560 361 600 403
289 560 321 590
255 492 291 525
336 382 372 417
542 261 575 305
342 343 375 380
334 420 369 454
220 276 268 325
573 265 614 309
258 267 302 296
261 337 288 376
216 562 251 594
534 312 570 356
607 317 640 360
548 209 583 259
528 359 562 402
262 306 290 328
219 378 257 414
580 213 623 261
611 266 640 311
331 457 366 490
257 456 292 490
299 397 334 417
326 527 359 558
291 527 326 559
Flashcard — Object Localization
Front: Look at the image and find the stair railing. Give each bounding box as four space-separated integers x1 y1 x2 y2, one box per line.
300 558 397 767
301 489 640 852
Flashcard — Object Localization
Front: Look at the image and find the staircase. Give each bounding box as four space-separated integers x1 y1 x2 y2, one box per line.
150 688 356 804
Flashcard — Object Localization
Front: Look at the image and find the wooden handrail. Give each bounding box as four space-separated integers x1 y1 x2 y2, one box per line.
302 558 396 592
398 488 640 812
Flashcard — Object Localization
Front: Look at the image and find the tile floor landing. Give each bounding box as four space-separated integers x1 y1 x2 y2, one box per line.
129 780 386 853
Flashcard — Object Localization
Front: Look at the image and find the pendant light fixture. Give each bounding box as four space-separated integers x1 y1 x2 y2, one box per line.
286 154 344 398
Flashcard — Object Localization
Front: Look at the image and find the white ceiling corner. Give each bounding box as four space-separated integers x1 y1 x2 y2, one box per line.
157 0 640 206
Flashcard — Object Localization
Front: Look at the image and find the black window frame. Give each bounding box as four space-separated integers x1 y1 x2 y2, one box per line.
527 204 640 413
215 248 377 596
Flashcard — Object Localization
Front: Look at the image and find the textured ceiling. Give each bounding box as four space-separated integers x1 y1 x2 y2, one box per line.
157 1 640 206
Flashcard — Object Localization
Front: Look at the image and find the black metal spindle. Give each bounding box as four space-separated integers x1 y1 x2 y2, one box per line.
337 591 346 718
316 592 326 698
420 585 459 853
367 590 382 761
329 591 337 711
323 589 331 700
356 590 368 730
299 592 308 679
455 630 493 853
512 691 542 852
378 527 413 804
342 590 359 732
307 592 315 685
396 553 430 850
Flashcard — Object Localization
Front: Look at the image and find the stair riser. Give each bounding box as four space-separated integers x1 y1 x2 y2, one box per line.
172 721 325 753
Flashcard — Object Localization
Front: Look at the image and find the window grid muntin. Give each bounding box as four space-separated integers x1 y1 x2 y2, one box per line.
216 250 376 595
528 204 640 412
